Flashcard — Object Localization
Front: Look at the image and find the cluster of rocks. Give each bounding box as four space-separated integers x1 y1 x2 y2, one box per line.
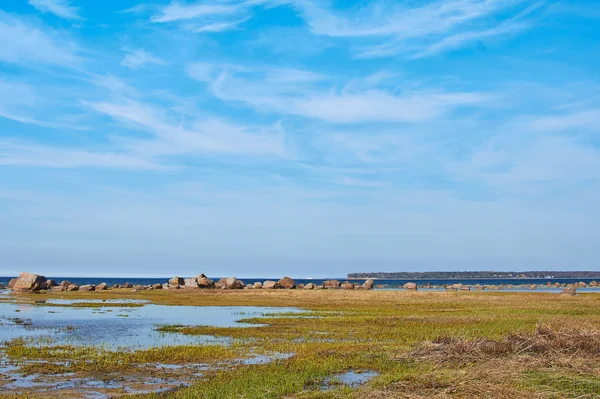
166 276 375 291
3 272 590 296
5 272 164 293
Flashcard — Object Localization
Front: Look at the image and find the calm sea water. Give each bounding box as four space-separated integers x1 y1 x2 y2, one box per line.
2 276 600 289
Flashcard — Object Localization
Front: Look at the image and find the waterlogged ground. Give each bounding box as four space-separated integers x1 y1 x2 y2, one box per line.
0 291 305 397
2 288 600 398
0 299 302 348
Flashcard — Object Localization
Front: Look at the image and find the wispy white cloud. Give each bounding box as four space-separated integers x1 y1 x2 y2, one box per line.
0 79 87 129
187 63 487 123
86 98 289 158
188 17 250 33
121 49 166 70
525 109 600 132
288 0 543 58
0 11 80 66
150 0 274 33
28 0 81 20
0 140 162 170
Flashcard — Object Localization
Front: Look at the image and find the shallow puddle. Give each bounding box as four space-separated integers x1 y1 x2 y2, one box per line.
320 369 379 391
0 300 304 349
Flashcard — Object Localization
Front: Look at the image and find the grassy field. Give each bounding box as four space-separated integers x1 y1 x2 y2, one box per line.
2 289 600 398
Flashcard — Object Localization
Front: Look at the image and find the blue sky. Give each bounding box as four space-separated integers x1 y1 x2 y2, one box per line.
0 0 599 277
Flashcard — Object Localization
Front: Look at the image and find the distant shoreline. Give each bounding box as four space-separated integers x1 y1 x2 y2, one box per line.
348 271 600 280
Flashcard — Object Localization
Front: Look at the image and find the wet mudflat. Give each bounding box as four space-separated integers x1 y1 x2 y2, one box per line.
0 299 303 348
0 292 303 398
3 288 600 398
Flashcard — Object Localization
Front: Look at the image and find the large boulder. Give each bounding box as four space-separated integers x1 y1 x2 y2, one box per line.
8 278 18 289
184 278 199 288
263 280 280 289
220 277 244 290
404 282 417 290
362 278 374 290
304 283 316 290
152 283 163 290
79 285 95 292
198 276 215 288
253 282 263 289
44 280 58 289
341 281 354 290
562 287 577 296
323 280 341 289
277 277 296 289
169 277 184 287
96 283 108 291
59 280 72 289
132 284 146 291
12 272 47 291
67 284 79 291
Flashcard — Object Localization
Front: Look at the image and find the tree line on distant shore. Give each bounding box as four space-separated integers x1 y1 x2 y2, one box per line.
347 271 600 279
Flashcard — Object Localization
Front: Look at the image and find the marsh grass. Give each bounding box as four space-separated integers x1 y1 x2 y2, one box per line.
4 338 242 374
5 290 600 398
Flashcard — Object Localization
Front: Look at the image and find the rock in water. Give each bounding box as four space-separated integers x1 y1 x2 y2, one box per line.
278 277 296 289
562 287 577 296
404 282 417 290
263 280 280 289
12 272 47 291
363 279 374 290
323 280 341 289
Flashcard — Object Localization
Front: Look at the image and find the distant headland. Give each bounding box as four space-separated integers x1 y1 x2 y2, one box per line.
347 271 600 279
